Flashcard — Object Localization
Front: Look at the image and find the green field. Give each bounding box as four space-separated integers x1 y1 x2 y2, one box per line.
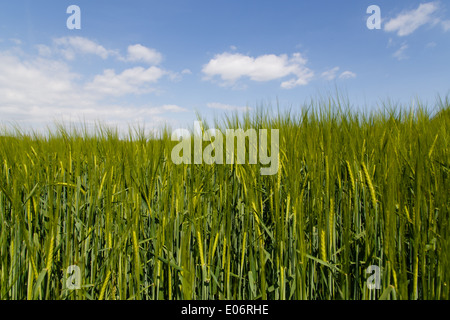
1 97 449 300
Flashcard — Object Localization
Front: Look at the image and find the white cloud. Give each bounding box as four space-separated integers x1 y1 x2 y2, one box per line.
320 67 356 81
384 2 440 36
442 20 450 31
123 44 163 65
393 43 409 60
387 38 395 48
207 102 251 112
202 52 314 88
54 36 117 60
339 71 357 79
42 38 165 67
36 44 52 57
321 67 340 81
0 52 81 107
160 69 192 83
0 49 186 133
85 66 166 96
159 105 188 113
10 38 22 45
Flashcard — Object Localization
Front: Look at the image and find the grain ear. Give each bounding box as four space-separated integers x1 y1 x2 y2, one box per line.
1 97 448 300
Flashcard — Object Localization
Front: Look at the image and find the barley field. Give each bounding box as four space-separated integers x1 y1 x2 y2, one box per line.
0 97 449 300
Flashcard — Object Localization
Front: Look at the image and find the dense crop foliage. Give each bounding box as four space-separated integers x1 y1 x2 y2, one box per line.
1 98 449 300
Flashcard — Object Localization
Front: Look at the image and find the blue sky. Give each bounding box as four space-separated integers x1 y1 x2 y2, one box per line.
1 0 449 133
